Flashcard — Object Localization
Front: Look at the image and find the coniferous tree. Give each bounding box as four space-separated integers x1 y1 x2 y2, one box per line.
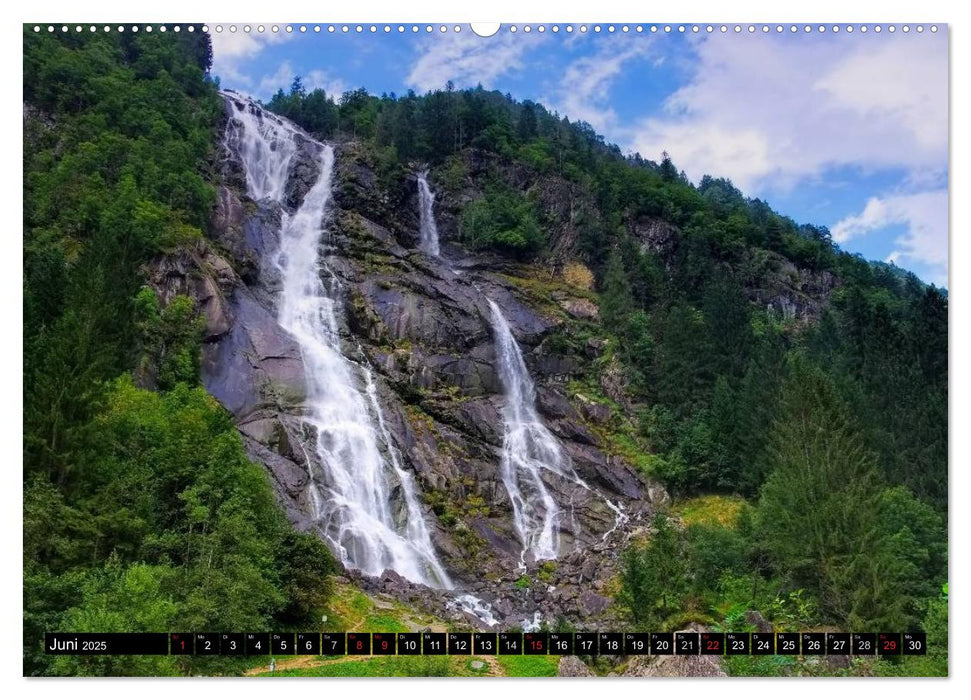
757 357 911 629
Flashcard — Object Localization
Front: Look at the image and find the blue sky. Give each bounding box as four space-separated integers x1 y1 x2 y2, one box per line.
210 25 949 285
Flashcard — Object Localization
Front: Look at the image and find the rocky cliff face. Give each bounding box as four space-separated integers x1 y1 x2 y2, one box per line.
143 99 831 629
141 104 670 629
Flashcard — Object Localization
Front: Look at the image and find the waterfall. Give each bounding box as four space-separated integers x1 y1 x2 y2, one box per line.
416 171 440 257
223 94 451 589
488 299 573 564
488 300 628 567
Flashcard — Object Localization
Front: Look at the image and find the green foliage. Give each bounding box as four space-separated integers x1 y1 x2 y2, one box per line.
756 357 913 630
135 289 205 389
459 185 544 256
599 248 632 328
24 27 221 481
618 514 687 628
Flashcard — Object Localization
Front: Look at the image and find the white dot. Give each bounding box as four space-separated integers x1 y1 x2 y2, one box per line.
931 25 938 33
692 26 699 33
286 25 294 33
455 25 461 32
917 25 924 33
215 25 223 33
903 25 910 33
748 25 755 33
539 26 546 33
833 26 840 33
566 25 573 33
525 25 532 33
299 25 306 33
818 25 825 33
32 25 39 32
552 25 560 33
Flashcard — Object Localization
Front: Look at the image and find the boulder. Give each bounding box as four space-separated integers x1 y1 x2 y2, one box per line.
558 656 595 677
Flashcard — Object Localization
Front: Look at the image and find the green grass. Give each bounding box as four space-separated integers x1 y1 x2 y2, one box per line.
495 655 559 677
675 495 748 528
258 655 472 677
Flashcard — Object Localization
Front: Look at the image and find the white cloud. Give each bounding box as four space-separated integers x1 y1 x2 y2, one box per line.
551 40 653 134
832 190 948 285
628 34 948 192
210 29 293 89
406 32 542 93
305 69 347 100
255 61 296 98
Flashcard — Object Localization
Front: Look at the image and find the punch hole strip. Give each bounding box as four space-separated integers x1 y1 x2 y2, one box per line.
32 24 941 35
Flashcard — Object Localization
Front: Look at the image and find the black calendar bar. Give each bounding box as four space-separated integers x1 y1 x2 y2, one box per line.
44 633 168 655
45 631 927 656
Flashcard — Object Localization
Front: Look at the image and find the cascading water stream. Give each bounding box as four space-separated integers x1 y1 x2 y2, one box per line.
223 94 450 589
416 171 441 257
487 299 627 567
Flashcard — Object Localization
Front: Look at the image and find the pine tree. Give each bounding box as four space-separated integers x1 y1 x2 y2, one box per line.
599 248 632 329
619 514 686 627
757 357 911 629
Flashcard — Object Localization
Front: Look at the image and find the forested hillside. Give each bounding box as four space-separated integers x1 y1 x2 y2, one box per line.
23 29 947 677
269 80 947 672
23 28 336 676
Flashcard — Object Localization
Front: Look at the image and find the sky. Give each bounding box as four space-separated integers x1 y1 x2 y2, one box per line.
210 24 949 286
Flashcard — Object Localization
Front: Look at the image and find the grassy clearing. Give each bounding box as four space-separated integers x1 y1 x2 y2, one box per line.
256 655 492 677
675 495 747 528
495 655 559 677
